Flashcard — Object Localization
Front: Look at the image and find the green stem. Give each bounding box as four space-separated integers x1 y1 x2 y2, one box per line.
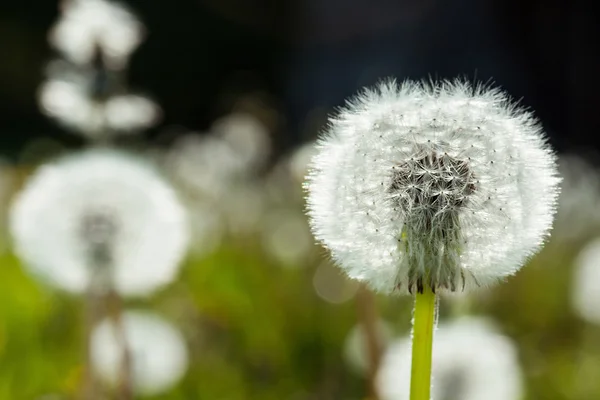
409 285 436 400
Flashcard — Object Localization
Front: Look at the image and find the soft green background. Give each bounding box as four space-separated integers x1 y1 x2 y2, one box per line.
1 183 599 400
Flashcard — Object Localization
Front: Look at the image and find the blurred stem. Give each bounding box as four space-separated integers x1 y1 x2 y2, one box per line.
356 284 381 400
107 289 133 400
409 285 436 400
82 285 103 400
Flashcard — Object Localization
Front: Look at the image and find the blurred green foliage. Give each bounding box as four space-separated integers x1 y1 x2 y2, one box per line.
1 176 600 399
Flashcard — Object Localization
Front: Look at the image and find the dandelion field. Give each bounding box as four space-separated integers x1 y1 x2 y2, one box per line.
1 155 600 399
1 1 599 399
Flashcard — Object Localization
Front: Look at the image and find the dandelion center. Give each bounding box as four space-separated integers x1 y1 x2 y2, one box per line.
79 210 119 268
390 151 476 217
389 151 476 293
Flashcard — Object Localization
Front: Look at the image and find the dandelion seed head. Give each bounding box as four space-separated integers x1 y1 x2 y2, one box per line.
306 79 560 294
91 311 189 395
10 149 190 296
376 317 523 400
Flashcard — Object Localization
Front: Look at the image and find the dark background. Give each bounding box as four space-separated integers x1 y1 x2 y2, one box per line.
0 0 598 160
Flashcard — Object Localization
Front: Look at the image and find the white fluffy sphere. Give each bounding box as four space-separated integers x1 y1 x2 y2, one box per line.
305 80 560 294
377 317 523 400
572 237 600 324
91 310 189 395
10 148 189 296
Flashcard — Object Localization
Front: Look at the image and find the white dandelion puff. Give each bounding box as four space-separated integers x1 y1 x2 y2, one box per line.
572 237 600 324
376 317 523 400
9 148 189 296
211 112 271 173
38 77 103 133
49 0 144 69
305 79 560 294
91 310 189 395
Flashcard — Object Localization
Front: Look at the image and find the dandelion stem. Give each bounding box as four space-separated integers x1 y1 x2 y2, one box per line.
107 289 133 400
82 286 103 400
409 284 436 400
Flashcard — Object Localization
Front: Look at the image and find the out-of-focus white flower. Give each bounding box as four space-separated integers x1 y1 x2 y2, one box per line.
554 154 600 242
50 0 144 69
211 112 271 173
377 317 523 400
165 119 271 238
572 237 600 324
166 134 243 199
305 79 560 294
91 310 189 395
104 95 161 131
38 78 102 132
343 320 393 375
38 75 160 137
10 149 189 296
167 113 270 199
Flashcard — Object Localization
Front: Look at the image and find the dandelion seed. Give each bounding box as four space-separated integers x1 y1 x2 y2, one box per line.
376 317 523 400
305 79 560 294
91 310 189 396
9 148 189 296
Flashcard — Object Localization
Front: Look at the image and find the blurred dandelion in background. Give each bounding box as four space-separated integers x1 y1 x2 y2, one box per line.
572 237 600 324
38 61 161 138
554 154 600 243
91 310 189 396
164 112 271 254
343 319 392 375
9 148 189 296
38 0 160 140
376 317 523 400
49 0 144 70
